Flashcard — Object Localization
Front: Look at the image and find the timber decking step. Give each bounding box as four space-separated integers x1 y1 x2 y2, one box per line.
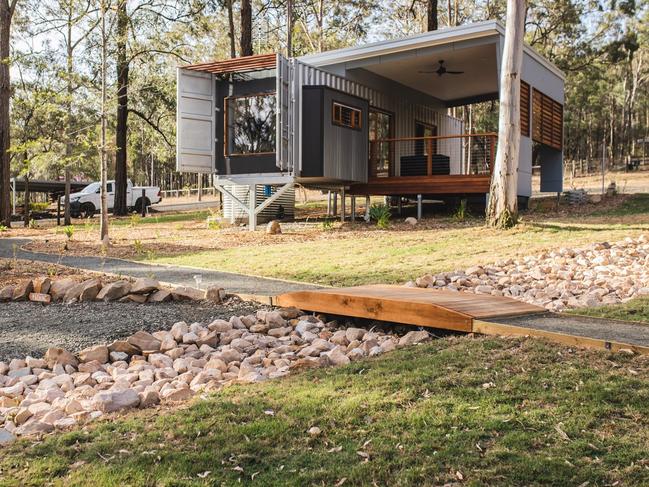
274 285 545 333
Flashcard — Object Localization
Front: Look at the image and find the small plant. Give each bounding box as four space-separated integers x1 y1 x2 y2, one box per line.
28 219 38 229
47 266 57 277
29 202 49 212
453 199 469 221
0 224 8 232
369 203 391 229
63 225 74 240
322 217 334 231
133 239 145 255
129 214 142 227
206 216 222 230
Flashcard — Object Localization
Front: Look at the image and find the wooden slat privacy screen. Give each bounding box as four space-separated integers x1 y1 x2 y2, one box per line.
520 81 530 137
532 88 563 150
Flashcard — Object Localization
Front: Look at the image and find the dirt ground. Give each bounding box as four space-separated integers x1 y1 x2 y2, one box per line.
0 258 96 288
1 192 641 263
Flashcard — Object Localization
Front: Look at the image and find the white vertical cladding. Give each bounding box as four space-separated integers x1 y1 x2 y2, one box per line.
438 115 464 174
276 54 291 172
176 68 215 174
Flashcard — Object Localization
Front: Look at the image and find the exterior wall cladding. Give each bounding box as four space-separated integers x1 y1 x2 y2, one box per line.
301 86 369 183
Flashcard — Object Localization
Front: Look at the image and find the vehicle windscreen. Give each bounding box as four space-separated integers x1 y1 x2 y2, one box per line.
82 182 100 193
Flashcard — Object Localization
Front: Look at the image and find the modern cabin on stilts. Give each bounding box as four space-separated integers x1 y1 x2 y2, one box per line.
176 20 565 229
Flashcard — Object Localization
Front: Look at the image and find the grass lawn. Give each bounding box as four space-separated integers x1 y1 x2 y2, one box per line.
2 336 649 486
143 194 649 286
567 296 649 324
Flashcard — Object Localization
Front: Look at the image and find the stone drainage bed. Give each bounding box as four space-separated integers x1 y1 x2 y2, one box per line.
0 304 430 445
0 299 260 362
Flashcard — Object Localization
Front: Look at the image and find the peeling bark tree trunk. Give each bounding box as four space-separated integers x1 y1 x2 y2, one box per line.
240 0 253 57
427 0 438 31
486 0 525 229
114 0 129 216
0 0 16 227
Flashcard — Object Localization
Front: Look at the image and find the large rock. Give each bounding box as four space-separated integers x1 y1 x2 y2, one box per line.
92 389 140 413
33 277 52 294
108 340 140 356
96 280 131 301
205 286 224 303
130 278 160 295
63 279 101 303
148 289 172 303
0 428 16 445
323 347 351 366
12 280 34 301
29 292 51 304
44 347 79 368
127 331 161 352
78 345 109 364
398 331 430 347
0 285 14 302
172 286 206 301
49 278 77 301
266 220 281 235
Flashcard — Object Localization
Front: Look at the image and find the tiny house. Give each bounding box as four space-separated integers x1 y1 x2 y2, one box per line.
177 20 565 228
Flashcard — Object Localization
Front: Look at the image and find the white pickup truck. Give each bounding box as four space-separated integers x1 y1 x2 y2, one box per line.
69 179 162 218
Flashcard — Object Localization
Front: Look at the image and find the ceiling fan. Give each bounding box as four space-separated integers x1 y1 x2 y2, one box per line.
419 60 464 76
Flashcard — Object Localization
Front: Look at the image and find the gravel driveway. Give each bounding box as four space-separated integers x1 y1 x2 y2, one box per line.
0 299 261 362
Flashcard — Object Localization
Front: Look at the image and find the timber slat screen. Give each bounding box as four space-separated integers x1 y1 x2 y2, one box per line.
183 53 277 75
520 81 530 137
532 88 563 150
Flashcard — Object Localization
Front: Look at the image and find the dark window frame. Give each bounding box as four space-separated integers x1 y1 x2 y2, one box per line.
332 100 363 131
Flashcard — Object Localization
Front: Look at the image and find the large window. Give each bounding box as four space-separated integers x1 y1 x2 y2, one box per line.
225 93 276 155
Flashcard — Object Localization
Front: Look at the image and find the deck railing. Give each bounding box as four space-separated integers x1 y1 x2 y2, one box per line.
369 133 497 179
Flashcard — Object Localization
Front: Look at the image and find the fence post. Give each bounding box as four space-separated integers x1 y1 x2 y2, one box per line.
57 196 61 226
426 138 433 176
141 188 146 217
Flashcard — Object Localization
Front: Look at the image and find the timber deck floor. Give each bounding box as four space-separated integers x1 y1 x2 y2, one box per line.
274 285 649 355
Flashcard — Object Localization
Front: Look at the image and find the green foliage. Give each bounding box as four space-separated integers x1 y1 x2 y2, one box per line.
453 199 469 221
28 219 38 229
133 239 144 255
322 217 334 231
29 202 49 212
0 224 8 233
129 214 142 227
369 203 391 229
63 225 74 240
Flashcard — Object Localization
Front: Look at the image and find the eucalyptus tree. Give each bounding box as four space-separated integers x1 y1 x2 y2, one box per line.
0 0 18 227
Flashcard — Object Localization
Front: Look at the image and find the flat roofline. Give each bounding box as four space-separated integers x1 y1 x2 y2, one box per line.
299 20 565 81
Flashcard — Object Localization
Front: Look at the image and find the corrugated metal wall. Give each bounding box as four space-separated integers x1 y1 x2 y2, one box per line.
293 61 464 177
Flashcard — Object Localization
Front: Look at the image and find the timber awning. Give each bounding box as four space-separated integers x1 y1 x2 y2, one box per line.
182 53 277 75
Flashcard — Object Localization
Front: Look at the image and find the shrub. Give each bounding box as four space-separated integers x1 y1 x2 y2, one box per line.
322 217 334 231
453 199 469 221
369 203 391 229
0 224 7 232
133 239 144 255
63 225 74 240
29 202 50 212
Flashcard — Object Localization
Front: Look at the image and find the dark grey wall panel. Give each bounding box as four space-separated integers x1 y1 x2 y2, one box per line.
300 85 368 183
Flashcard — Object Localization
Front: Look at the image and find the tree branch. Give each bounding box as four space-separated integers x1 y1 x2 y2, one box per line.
128 108 172 147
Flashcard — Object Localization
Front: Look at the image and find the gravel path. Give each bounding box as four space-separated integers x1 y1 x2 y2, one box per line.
497 312 649 347
0 237 321 296
0 299 261 362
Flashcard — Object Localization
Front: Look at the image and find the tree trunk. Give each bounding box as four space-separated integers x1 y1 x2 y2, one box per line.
0 1 15 227
486 0 525 229
100 0 109 242
240 0 253 57
64 6 73 226
227 0 236 58
22 170 28 226
114 0 129 216
286 0 292 57
427 0 438 31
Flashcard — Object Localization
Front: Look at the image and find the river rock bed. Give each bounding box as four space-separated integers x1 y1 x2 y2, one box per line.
0 307 429 444
410 235 649 312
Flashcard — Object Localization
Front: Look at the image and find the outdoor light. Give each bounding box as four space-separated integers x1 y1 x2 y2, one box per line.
193 274 203 289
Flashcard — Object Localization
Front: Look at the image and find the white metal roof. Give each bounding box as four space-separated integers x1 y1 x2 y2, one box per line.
298 20 565 81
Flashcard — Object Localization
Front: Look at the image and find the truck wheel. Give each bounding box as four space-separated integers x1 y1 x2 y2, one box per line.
80 203 96 219
134 197 151 214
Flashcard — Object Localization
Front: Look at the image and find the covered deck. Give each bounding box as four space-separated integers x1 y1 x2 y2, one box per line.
350 132 496 196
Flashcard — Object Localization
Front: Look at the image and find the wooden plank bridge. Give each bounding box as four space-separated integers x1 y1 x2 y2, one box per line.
273 285 649 355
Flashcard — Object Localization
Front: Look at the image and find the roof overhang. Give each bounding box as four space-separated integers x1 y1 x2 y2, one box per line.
299 20 565 81
182 53 276 75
